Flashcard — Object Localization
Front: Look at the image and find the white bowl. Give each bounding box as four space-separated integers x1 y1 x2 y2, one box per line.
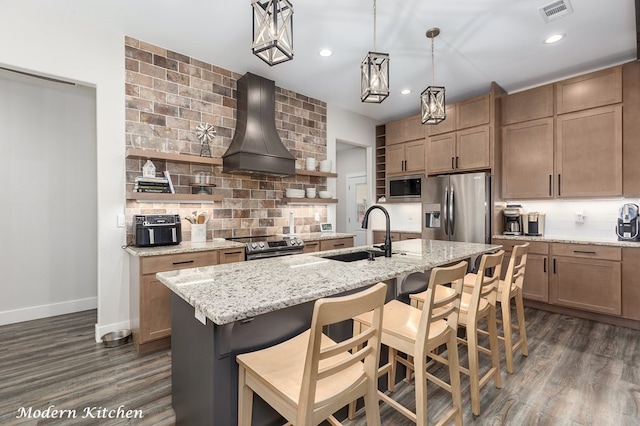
318 191 332 199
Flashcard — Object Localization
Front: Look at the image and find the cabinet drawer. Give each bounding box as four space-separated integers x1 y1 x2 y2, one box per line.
550 244 621 261
373 231 400 244
320 238 354 251
141 250 219 274
303 241 320 253
219 248 245 264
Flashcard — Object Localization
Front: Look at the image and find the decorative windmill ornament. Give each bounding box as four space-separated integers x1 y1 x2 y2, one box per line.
195 123 215 157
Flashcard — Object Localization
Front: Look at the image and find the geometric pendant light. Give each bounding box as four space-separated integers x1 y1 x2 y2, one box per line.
252 0 294 66
361 0 390 103
421 27 446 125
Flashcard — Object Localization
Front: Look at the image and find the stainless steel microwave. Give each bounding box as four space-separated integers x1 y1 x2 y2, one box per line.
386 174 425 201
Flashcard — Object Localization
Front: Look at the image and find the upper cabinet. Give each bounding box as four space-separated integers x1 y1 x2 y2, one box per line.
501 85 554 126
386 114 426 145
555 67 622 114
501 65 624 199
623 61 640 197
385 114 426 176
426 90 498 175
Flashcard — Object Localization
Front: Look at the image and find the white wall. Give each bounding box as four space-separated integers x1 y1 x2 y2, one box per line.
0 70 97 323
1 3 127 340
335 147 366 232
326 105 377 241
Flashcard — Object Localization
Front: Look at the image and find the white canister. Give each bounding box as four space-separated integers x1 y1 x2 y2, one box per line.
318 160 331 172
191 224 206 243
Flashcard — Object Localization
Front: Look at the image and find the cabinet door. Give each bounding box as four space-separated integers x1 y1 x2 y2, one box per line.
556 105 622 197
140 275 172 343
502 118 554 199
549 256 621 315
623 61 640 197
427 133 456 175
622 248 640 320
521 254 549 302
386 144 406 175
219 247 245 263
402 114 427 142
501 85 554 125
399 232 421 241
456 126 490 171
403 139 425 174
320 238 354 251
428 103 456 136
457 93 490 130
385 119 404 145
556 67 622 114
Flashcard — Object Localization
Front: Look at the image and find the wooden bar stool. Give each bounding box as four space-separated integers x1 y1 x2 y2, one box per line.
410 250 505 417
463 243 530 373
236 283 387 426
351 261 468 426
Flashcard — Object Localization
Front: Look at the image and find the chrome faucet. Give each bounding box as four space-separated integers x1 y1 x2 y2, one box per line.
362 205 392 257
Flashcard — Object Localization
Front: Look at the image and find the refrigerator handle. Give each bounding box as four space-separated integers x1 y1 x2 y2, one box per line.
443 186 449 235
449 185 455 235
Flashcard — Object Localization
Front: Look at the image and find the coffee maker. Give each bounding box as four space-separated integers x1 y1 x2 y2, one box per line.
502 205 523 235
523 212 546 236
616 203 640 241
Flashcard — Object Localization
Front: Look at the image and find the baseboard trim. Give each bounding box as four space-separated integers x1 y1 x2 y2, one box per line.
0 297 98 326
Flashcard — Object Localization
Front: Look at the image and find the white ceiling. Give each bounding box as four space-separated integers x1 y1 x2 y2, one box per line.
24 0 637 123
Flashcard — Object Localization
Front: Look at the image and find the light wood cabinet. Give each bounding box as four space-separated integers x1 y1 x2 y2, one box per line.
555 104 622 197
427 104 456 136
549 244 621 316
622 248 640 320
501 118 554 199
385 114 425 145
386 139 425 175
501 85 554 126
456 93 490 130
492 238 549 302
302 240 320 253
555 66 622 114
130 248 244 354
319 237 354 251
427 126 490 174
623 61 640 197
372 231 420 244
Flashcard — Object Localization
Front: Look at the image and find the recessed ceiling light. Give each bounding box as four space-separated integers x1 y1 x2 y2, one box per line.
400 89 412 95
544 33 565 44
318 49 333 57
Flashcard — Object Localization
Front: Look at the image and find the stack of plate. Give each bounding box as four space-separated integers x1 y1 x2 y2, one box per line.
318 160 331 173
285 188 305 198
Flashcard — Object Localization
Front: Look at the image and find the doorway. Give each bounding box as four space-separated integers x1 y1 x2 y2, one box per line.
346 174 368 246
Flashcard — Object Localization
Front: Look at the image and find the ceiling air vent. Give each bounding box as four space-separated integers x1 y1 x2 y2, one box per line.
538 0 574 23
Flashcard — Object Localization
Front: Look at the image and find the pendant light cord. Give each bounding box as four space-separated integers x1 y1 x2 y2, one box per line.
373 0 377 51
431 38 435 86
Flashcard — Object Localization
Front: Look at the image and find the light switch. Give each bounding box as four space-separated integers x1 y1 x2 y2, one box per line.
117 214 126 228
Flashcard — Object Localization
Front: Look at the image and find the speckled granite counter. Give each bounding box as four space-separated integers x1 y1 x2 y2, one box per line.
157 238 501 325
292 232 356 242
493 234 640 248
125 239 245 257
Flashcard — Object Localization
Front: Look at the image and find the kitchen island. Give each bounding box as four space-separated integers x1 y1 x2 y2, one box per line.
157 239 501 426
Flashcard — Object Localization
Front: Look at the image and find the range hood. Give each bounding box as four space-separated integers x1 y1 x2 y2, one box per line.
223 72 296 176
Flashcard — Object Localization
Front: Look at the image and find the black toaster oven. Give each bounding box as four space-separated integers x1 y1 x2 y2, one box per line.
132 214 182 247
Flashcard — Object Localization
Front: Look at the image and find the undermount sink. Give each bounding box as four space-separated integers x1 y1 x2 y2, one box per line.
323 250 385 262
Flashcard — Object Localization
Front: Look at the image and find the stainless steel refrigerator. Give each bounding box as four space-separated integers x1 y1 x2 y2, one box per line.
422 172 491 244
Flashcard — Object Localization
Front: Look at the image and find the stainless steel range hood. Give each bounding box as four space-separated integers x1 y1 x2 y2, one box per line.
223 72 295 176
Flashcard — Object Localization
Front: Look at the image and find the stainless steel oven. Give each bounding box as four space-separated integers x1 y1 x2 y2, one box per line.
226 236 305 260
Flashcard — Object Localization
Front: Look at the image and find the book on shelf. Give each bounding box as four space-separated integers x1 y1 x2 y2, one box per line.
163 170 175 194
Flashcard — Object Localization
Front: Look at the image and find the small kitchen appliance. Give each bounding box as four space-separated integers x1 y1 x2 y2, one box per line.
132 214 182 247
523 212 546 236
502 204 524 236
616 203 640 241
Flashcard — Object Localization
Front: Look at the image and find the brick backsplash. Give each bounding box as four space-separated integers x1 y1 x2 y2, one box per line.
124 37 329 242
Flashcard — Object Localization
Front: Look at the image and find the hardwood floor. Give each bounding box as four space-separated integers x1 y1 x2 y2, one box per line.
1 307 639 425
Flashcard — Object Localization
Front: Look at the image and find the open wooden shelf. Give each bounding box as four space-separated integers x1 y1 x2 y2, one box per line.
282 197 338 204
126 192 223 202
126 148 222 166
295 169 338 178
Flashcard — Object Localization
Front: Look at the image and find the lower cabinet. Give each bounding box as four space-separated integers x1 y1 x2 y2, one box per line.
372 231 421 244
492 238 549 302
302 240 320 253
130 248 244 354
549 244 621 316
319 237 354 251
622 248 640 320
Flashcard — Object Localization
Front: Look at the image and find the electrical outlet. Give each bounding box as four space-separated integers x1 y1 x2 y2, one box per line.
314 211 320 222
575 212 585 224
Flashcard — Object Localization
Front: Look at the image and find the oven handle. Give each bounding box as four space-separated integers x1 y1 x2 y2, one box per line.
246 250 304 260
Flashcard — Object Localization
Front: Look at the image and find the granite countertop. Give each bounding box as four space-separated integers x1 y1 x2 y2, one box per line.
156 239 501 325
493 234 640 248
289 232 356 241
125 239 245 257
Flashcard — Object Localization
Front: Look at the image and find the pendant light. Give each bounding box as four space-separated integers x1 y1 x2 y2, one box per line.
361 0 389 103
252 0 294 66
421 27 446 125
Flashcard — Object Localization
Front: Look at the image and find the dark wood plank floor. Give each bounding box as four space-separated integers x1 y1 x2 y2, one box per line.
1 307 639 425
